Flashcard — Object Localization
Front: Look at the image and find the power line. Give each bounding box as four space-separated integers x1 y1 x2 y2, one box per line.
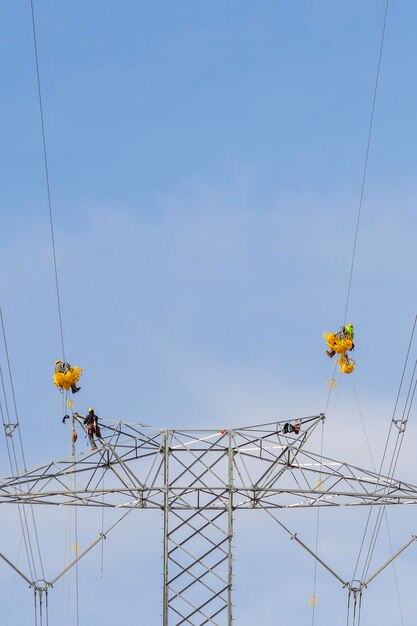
0 307 45 580
360 357 417 581
30 0 66 360
343 0 389 324
311 417 325 626
353 315 417 580
351 377 405 624
0 368 36 581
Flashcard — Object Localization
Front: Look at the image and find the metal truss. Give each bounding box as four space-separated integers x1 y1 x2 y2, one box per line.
1 413 417 625
161 429 234 625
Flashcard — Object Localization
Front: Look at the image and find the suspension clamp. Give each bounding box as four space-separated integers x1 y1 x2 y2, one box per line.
393 419 407 432
346 579 366 593
4 423 17 437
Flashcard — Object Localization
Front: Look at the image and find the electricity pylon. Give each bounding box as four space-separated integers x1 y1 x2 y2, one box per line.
1 413 417 625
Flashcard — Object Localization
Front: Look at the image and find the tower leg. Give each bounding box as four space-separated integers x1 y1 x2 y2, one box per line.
162 431 234 625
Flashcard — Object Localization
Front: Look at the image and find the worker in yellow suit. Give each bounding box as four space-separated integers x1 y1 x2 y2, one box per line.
325 324 354 358
53 360 82 393
323 324 355 374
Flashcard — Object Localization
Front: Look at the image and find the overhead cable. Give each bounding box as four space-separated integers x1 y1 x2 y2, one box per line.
30 0 66 360
343 0 389 323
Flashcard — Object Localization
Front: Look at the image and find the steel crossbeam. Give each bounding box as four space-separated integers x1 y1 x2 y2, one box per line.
1 414 417 624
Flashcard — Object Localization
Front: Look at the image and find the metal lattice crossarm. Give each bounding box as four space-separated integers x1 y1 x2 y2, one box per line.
0 414 417 510
1 413 417 625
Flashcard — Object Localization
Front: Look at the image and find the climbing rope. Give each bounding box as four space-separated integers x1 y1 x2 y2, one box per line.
101 472 105 577
73 470 80 626
311 416 325 626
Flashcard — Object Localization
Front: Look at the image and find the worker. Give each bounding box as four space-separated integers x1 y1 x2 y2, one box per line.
53 359 82 393
344 323 354 340
325 324 355 358
83 408 102 450
283 421 300 435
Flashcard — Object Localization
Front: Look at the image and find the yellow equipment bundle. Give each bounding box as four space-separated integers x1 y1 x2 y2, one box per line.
53 366 83 391
337 354 355 374
323 333 353 355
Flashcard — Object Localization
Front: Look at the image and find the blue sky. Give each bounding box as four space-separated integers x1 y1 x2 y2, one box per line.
0 1 417 624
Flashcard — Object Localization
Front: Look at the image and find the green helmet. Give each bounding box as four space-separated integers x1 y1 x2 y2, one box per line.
345 324 354 335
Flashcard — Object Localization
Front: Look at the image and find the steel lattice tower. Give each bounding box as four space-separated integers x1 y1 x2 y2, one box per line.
1 413 417 624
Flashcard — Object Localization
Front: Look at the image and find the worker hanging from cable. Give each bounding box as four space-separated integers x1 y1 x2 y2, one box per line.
324 324 355 358
323 324 355 374
53 359 82 393
83 407 102 450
